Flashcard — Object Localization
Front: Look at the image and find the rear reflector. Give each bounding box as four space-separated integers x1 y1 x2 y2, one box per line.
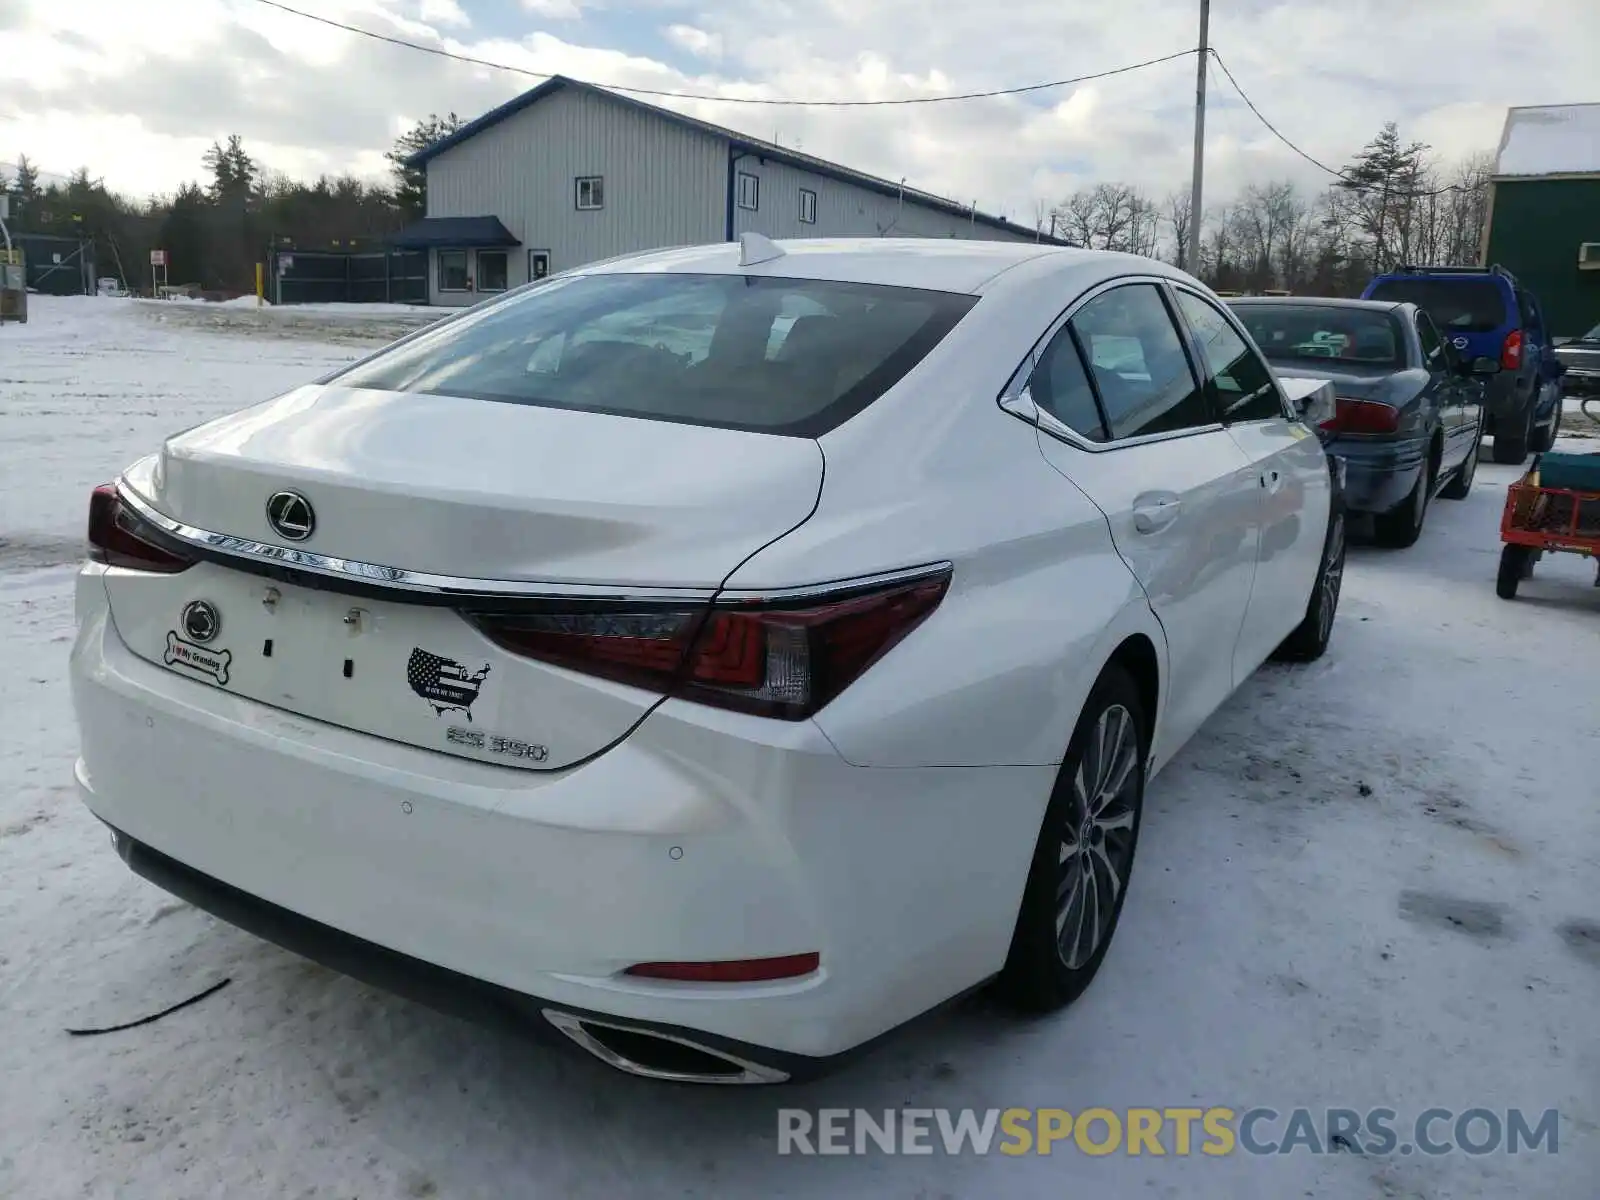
470 568 950 719
1319 397 1400 435
87 484 196 573
623 953 821 983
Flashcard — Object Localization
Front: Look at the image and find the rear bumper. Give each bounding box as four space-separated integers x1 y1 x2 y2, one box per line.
69 567 1051 1064
1482 372 1535 423
1561 368 1600 398
102 824 833 1081
1324 436 1426 514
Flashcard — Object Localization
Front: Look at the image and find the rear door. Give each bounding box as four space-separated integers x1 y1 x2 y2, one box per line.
1171 287 1330 679
1024 280 1260 764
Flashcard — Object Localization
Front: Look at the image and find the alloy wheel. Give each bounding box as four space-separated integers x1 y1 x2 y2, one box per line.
1056 704 1140 969
1317 514 1345 643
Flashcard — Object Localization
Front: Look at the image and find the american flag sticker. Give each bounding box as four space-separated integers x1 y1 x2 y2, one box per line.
406 647 490 720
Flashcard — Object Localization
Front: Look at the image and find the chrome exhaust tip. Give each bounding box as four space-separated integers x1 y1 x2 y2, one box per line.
542 1009 789 1085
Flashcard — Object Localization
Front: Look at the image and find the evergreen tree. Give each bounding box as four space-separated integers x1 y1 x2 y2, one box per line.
386 113 461 220
1338 123 1429 272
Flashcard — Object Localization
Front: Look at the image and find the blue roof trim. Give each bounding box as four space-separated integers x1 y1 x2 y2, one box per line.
406 76 1072 247
387 215 520 248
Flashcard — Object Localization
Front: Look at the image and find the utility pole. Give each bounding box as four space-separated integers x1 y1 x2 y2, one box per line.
1184 0 1211 272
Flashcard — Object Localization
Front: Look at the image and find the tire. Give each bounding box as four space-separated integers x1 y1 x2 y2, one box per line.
1273 509 1346 663
1373 452 1435 548
1438 432 1479 500
994 665 1146 1013
1497 544 1534 599
1530 403 1560 454
1492 406 1532 464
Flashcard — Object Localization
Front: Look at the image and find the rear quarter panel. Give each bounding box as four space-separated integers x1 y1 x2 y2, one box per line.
724 311 1164 770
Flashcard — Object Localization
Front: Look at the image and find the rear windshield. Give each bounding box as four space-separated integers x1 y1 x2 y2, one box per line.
1365 278 1507 334
333 272 977 437
1232 304 1406 367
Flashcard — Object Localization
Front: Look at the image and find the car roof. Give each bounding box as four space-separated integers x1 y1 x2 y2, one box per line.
571 238 1186 296
1230 296 1407 314
1369 270 1513 289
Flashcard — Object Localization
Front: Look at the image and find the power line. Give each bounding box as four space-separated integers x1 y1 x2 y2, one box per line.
1206 48 1471 198
249 0 1197 107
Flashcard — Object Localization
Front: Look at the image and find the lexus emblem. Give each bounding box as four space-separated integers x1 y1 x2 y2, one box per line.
266 490 315 541
180 600 220 644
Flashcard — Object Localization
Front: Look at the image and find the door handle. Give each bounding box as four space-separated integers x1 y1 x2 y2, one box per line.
1132 494 1181 534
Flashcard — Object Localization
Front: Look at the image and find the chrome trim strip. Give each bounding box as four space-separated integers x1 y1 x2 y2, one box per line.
715 560 953 603
542 1009 789 1085
114 481 715 603
993 272 1242 454
117 481 950 607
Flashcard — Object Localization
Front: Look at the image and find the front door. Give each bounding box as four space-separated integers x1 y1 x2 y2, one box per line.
1171 287 1331 679
1024 281 1261 767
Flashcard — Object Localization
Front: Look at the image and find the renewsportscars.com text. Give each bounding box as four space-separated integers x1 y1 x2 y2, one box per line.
776 1107 1560 1157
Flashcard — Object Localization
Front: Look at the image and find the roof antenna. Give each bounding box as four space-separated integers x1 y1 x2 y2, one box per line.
739 231 785 267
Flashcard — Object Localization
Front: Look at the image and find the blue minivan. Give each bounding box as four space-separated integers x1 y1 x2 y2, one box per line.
1362 265 1563 463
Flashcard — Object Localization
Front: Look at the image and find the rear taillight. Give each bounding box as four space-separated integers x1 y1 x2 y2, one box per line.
87 484 196 573
1318 397 1400 436
1501 329 1523 371
623 953 820 983
470 570 950 719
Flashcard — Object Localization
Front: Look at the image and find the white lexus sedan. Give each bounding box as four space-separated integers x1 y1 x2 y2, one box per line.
71 236 1344 1084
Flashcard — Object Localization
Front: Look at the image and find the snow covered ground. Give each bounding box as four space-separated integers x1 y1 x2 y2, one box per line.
2 295 1597 1199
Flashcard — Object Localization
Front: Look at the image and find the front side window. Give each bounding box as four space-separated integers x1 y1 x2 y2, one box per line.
737 172 760 211
476 250 508 293
333 273 977 437
1174 290 1283 423
1068 284 1210 440
575 176 604 210
799 188 817 224
438 249 469 292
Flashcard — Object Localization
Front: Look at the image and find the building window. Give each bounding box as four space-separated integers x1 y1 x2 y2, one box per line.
438 249 469 292
528 250 551 280
798 188 817 225
575 176 604 210
476 249 508 293
737 171 760 212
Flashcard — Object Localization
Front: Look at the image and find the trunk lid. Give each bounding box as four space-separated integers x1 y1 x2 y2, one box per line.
104 383 824 770
1263 361 1401 401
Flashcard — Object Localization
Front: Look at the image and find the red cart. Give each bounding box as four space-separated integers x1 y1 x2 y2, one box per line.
1497 453 1600 599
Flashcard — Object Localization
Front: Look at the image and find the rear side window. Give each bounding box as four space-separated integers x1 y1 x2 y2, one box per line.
1069 284 1211 440
334 273 977 437
1030 325 1108 441
1366 278 1508 334
1173 291 1284 423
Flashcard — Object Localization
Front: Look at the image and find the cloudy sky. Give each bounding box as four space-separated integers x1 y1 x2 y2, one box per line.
1 0 1593 219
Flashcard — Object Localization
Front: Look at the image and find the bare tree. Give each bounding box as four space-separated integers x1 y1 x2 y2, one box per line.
1052 183 1159 254
1155 191 1188 266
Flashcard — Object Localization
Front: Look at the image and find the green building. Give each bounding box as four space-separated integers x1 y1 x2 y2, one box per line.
1483 103 1600 339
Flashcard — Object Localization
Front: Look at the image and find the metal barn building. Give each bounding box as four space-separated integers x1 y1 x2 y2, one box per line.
1482 102 1600 338
399 75 1066 306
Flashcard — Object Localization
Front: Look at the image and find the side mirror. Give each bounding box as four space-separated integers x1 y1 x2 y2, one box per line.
1277 375 1337 428
1471 356 1502 376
